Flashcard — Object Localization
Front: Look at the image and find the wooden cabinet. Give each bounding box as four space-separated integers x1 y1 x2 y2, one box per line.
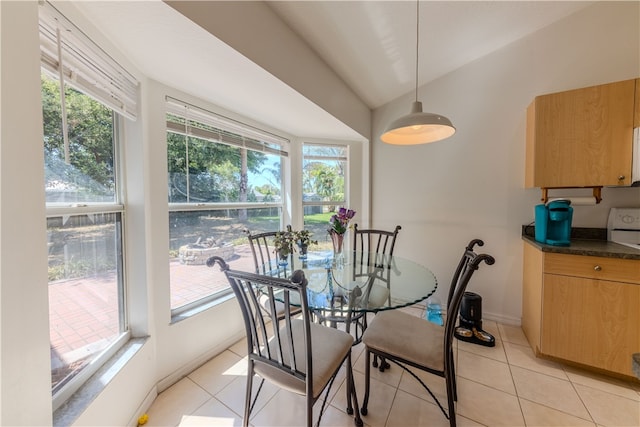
525 78 637 188
522 242 544 353
635 78 640 128
522 243 640 377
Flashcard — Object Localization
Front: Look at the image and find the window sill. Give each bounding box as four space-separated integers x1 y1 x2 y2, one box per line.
53 337 148 427
170 292 236 325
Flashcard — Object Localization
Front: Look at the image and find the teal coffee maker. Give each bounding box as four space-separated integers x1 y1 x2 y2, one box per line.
534 199 573 246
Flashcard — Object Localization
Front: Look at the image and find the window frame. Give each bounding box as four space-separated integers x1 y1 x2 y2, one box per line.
302 141 350 209
39 1 138 409
166 98 289 316
44 90 130 411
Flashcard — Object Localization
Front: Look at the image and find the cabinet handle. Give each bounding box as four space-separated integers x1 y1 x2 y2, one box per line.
618 175 625 181
594 265 602 271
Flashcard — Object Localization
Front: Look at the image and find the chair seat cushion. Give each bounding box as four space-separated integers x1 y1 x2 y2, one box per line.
254 319 353 399
258 293 302 318
359 284 390 309
362 309 444 371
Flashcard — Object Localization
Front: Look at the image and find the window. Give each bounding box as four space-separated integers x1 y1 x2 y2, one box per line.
166 98 288 314
40 2 137 409
302 143 349 245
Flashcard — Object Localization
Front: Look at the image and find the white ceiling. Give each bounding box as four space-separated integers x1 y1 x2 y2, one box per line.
71 0 593 140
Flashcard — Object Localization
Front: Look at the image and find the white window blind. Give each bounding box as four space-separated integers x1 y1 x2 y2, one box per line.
39 2 139 120
166 97 289 157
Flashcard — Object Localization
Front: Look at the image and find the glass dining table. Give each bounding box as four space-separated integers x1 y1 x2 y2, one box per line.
274 250 439 343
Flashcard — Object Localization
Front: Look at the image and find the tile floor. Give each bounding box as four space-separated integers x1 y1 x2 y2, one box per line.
144 318 640 427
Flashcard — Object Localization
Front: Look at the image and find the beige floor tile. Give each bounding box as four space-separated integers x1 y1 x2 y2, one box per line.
178 397 243 426
456 333 507 363
397 367 447 405
455 377 525 426
144 322 639 427
386 388 484 427
510 365 591 420
145 377 212 427
228 337 248 358
385 389 451 427
214 375 280 420
519 398 595 427
321 404 368 427
503 341 567 380
457 350 516 395
343 371 397 427
188 350 246 396
249 388 304 426
353 349 403 389
350 343 366 367
497 323 529 346
564 366 640 401
250 388 357 427
574 383 640 427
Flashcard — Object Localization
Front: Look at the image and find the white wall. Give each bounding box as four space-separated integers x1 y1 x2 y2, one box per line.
0 2 53 425
371 1 640 325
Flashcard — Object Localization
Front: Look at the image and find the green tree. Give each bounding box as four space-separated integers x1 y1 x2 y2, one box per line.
166 122 268 211
42 74 115 194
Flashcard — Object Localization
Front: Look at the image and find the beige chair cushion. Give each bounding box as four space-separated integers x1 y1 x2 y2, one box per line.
360 284 390 309
258 292 302 318
254 319 353 399
362 310 444 371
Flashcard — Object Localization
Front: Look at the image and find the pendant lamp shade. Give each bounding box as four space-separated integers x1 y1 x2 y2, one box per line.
381 101 455 145
381 1 455 145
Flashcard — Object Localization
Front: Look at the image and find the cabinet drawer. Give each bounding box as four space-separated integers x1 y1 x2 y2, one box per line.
544 253 640 284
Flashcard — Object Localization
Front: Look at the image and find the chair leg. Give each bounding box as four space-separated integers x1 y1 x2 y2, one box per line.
346 353 364 426
346 353 354 416
445 371 457 427
307 395 313 427
378 356 390 372
361 349 371 416
243 365 254 427
450 352 458 401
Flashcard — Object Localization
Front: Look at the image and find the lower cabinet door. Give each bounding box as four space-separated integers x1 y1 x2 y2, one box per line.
541 274 640 376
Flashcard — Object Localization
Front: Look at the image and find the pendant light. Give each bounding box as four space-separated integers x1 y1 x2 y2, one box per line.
381 0 455 145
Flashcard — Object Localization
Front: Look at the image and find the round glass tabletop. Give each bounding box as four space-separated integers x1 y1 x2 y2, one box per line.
296 251 438 314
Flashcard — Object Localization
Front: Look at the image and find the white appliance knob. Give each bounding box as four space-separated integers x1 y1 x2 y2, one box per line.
622 215 634 224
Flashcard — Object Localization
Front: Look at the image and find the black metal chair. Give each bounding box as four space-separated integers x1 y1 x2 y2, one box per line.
352 224 401 306
352 224 401 267
245 228 301 321
245 227 295 277
207 256 363 427
351 224 401 353
360 239 495 427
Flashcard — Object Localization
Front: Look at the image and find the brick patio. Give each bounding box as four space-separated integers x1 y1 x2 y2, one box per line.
49 243 258 388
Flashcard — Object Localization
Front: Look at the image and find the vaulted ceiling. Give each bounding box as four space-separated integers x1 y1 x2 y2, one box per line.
72 1 593 140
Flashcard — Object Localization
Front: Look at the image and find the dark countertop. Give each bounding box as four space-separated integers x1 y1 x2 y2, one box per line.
522 226 640 260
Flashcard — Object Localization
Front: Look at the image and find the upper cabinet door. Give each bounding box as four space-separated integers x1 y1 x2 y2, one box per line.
525 79 636 188
634 78 640 128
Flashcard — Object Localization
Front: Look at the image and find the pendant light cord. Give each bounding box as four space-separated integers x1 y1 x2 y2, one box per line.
415 0 420 103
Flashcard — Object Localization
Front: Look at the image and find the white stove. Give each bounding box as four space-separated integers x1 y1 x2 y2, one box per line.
607 208 640 250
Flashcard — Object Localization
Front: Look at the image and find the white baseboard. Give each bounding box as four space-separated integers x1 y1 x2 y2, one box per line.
128 386 158 427
482 311 521 327
156 331 246 393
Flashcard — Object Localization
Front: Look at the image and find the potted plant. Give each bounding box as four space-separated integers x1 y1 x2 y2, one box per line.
274 230 296 266
294 229 317 259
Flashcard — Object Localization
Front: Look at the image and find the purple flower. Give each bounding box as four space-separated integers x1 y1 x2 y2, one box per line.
328 207 356 235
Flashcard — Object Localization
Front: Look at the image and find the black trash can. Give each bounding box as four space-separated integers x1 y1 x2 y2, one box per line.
454 292 495 347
